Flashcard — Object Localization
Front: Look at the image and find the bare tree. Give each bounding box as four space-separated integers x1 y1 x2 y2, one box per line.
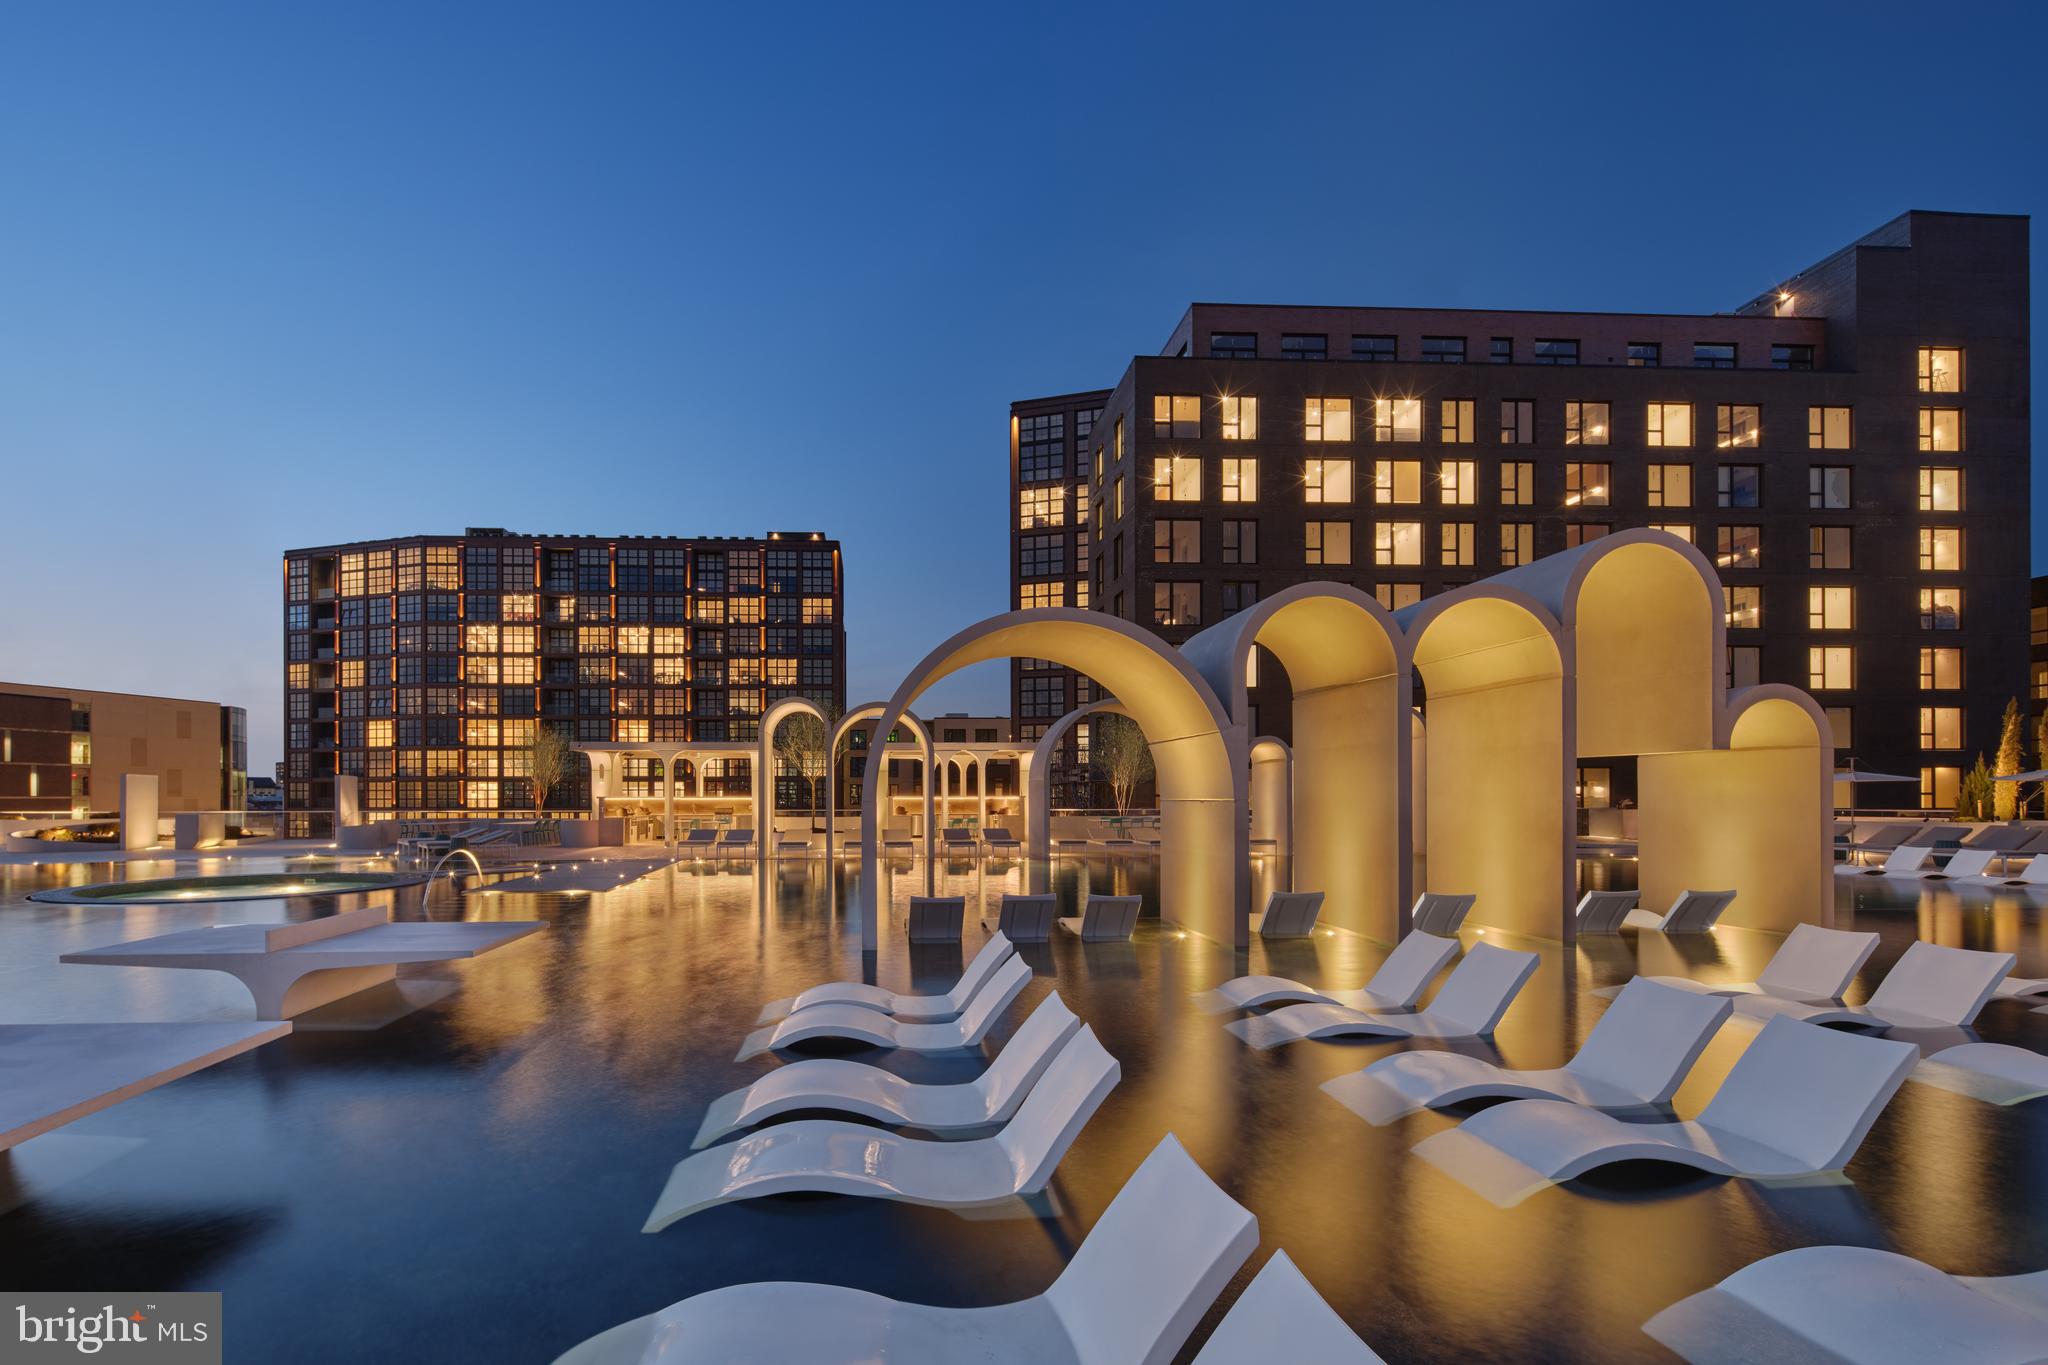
525 725 571 813
773 703 844 820
1089 713 1153 815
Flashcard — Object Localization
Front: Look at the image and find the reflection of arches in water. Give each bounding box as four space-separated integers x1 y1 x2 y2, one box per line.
862 610 1243 949
1183 582 1409 942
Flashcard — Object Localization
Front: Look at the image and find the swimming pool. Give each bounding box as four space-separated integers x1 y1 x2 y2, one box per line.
27 870 428 905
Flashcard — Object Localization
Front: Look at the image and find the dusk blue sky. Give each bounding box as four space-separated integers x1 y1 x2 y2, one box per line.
3 3 2042 775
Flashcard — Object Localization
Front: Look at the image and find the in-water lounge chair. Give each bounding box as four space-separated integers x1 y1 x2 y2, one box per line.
1059 894 1142 941
1918 847 2001 880
1622 889 1738 933
1223 942 1538 1051
1573 889 1641 934
1412 1016 1919 1206
1190 1252 1387 1364
1963 832 2048 888
1409 893 1477 936
1322 979 1732 1125
696 994 1083 1148
646 1025 1119 1230
556 1134 1259 1365
736 954 1031 1060
907 895 966 943
1643 1245 2048 1365
985 893 1057 942
1249 890 1325 938
1194 931 1459 1015
755 932 1014 1024
1729 940 2015 1032
1908 1041 2048 1106
1600 923 1879 1006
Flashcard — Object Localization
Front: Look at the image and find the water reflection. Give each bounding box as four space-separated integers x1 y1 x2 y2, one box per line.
0 858 2041 1362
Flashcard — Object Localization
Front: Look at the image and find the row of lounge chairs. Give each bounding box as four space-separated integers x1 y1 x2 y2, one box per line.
1837 819 2048 882
565 931 1385 1362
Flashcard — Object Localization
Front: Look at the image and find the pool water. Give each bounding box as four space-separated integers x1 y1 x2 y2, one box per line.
0 856 2043 1363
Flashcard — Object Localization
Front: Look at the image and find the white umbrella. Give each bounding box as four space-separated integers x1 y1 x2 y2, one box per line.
1989 770 2048 782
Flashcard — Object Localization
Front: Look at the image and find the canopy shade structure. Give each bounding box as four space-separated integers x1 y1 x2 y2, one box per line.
1834 770 1915 783
1989 770 2048 783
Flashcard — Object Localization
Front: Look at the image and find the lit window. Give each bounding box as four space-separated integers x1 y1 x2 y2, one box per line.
1217 395 1258 440
1500 400 1533 444
1809 527 1851 569
1919 408 1964 452
1717 524 1761 568
1918 527 1962 572
1808 406 1852 449
1152 394 1200 439
1647 403 1693 447
1151 582 1201 627
1018 487 1064 529
1921 647 1963 690
1220 458 1259 502
1440 459 1477 505
1440 399 1475 443
1307 521 1354 565
1564 402 1608 445
1919 707 1964 750
1808 646 1854 690
1922 766 1961 812
1565 523 1611 548
1440 522 1475 566
1809 467 1851 509
1371 521 1422 566
1372 398 1422 442
1716 405 1760 448
1500 522 1533 566
1918 467 1962 512
1305 397 1353 442
1652 524 1694 543
1305 458 1355 504
1648 464 1692 508
1152 455 1202 502
1371 460 1421 505
1916 347 1963 393
1564 463 1607 507
1920 587 1963 630
1501 461 1535 506
1808 586 1854 630
1725 585 1763 628
1717 465 1762 508
1694 342 1736 369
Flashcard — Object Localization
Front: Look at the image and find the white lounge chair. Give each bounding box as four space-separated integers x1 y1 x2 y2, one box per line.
1730 940 2015 1032
1409 892 1477 936
1223 942 1538 1051
1324 978 1733 1125
696 994 1084 1147
1993 971 2048 1000
1573 889 1641 934
1622 889 1737 933
1919 847 2000 880
645 1025 1119 1230
1600 923 1879 1006
1909 1041 2048 1106
1411 1016 1918 1206
735 954 1032 1060
1867 843 1938 877
755 932 1015 1024
556 1134 1258 1365
1059 894 1142 941
1642 1245 2048 1365
907 895 966 943
1193 931 1459 1015
1 1021 290 1151
59 905 546 1021
1190 1251 1387 1364
985 893 1057 942
1249 890 1325 938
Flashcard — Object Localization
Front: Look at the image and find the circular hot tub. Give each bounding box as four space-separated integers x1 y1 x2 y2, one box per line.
29 871 429 906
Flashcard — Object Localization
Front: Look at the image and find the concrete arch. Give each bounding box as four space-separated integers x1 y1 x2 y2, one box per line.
1639 686 1835 931
1398 587 1571 941
758 699 935 859
1185 582 1410 941
862 609 1243 950
1025 700 1130 862
1248 736 1292 861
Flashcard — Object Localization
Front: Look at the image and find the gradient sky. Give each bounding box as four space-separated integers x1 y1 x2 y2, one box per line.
2 2 2042 776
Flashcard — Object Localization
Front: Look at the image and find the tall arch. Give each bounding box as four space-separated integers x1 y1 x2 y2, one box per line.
1248 737 1292 861
861 610 1243 950
1400 589 1571 940
759 700 934 860
1185 583 1410 941
1024 700 1129 862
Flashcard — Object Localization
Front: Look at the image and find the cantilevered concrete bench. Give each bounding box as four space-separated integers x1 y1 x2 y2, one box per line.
61 905 545 1021
1 1021 290 1151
